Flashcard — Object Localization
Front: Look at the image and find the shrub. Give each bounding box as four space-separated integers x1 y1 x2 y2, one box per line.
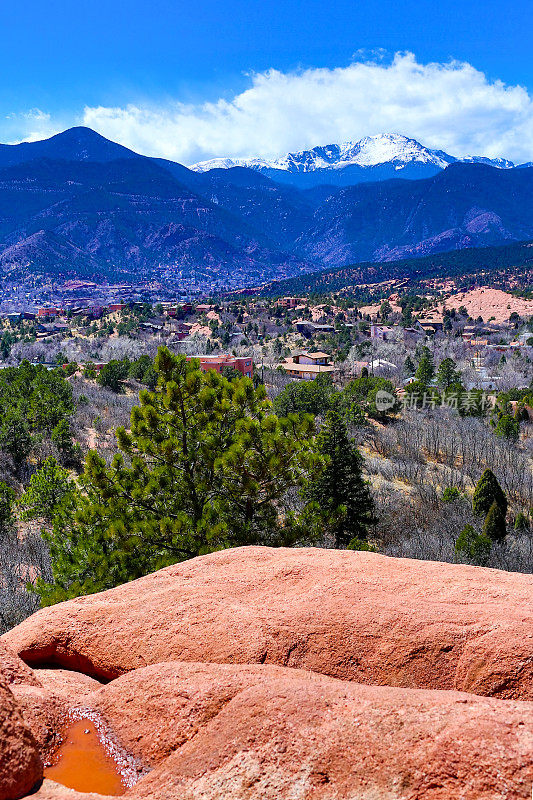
455 524 492 564
472 469 507 518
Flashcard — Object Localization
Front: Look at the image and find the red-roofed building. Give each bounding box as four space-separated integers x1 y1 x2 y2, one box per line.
37 307 64 319
187 355 253 378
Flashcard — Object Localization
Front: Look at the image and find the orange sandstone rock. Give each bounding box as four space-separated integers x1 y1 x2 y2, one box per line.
0 677 42 800
4 547 532 699
38 661 533 800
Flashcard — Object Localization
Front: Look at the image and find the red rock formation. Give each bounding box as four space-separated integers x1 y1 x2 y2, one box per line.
12 669 102 758
27 661 533 800
0 641 40 687
4 547 532 699
0 676 42 800
2 548 533 800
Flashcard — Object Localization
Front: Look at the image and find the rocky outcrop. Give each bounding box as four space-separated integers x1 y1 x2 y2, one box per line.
0 676 42 800
0 641 40 688
12 669 102 758
4 547 532 699
92 661 533 800
21 661 533 800
1 547 533 800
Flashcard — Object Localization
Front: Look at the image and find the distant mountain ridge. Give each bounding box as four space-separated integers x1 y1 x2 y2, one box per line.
0 127 533 286
191 133 524 189
0 127 139 169
259 239 533 297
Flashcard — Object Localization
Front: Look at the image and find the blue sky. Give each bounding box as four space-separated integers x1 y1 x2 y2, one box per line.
2 0 533 163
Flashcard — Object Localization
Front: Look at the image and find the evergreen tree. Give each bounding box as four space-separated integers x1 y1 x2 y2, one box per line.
97 359 131 392
514 511 530 532
306 410 375 549
455 524 491 564
415 347 435 385
494 413 520 441
18 457 74 523
472 469 508 518
403 356 415 377
482 501 507 542
35 348 318 604
436 357 460 390
379 300 392 320
274 373 337 417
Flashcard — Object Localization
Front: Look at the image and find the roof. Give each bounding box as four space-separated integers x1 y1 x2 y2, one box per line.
305 351 330 359
282 359 336 373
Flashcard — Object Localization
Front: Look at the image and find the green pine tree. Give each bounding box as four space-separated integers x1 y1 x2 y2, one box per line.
494 413 520 441
436 357 460 390
415 347 435 385
482 501 507 542
403 356 415 377
34 348 319 604
472 469 508 518
305 410 375 549
18 457 74 523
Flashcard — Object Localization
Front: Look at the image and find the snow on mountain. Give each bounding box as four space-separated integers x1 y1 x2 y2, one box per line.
190 134 515 176
460 156 515 168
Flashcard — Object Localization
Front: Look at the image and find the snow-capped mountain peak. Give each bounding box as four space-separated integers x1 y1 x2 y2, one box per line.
190 134 516 187
192 134 452 173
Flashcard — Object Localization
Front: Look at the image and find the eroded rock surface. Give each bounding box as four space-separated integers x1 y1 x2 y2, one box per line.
0 676 42 800
27 661 533 800
2 547 533 800
4 547 532 698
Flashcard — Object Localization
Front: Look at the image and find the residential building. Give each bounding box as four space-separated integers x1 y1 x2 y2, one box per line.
294 321 335 337
276 297 304 309
37 307 64 319
370 324 395 341
186 355 253 378
280 351 335 380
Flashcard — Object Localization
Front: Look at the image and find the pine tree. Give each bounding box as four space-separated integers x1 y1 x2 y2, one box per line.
35 348 319 604
482 501 507 542
494 413 520 441
403 356 415 377
436 357 460 390
415 347 435 385
306 410 375 549
472 469 508 518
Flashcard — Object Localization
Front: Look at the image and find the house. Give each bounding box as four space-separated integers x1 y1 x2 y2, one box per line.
294 321 335 337
35 323 70 339
275 297 304 309
186 355 253 378
87 305 106 319
367 359 398 374
166 303 193 318
370 324 394 341
37 307 64 319
280 351 335 381
418 318 444 333
168 320 192 340
403 326 425 344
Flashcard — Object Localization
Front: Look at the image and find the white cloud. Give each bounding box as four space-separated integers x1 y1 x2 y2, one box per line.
12 53 533 164
4 109 61 143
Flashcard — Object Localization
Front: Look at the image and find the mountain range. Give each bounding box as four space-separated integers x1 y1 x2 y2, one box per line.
191 133 529 189
0 127 532 286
